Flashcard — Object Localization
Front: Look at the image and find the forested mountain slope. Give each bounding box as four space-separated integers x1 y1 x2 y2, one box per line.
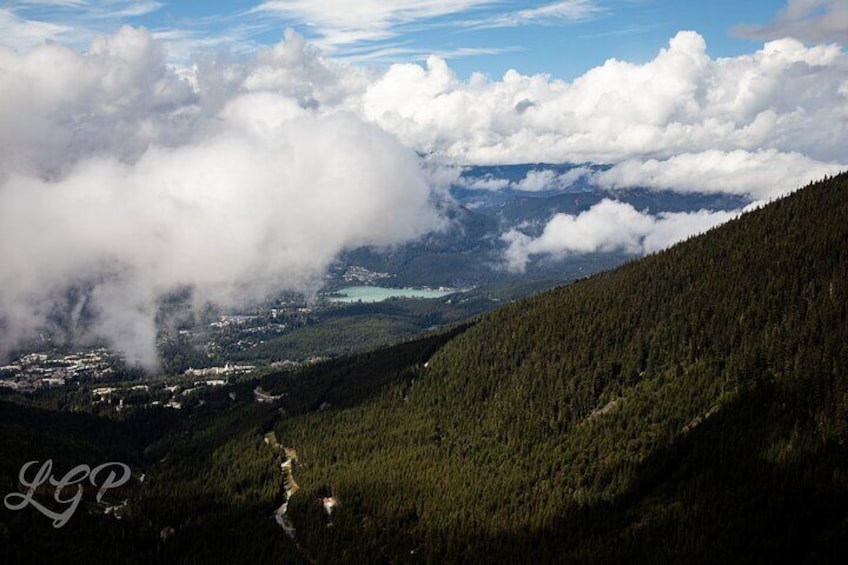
2 174 846 564
273 173 848 563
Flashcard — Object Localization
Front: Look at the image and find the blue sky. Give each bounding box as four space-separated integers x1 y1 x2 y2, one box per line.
3 0 840 79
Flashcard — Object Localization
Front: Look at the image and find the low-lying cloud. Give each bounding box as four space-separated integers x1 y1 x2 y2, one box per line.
0 28 443 368
501 200 741 273
461 150 843 201
593 150 845 200
462 166 592 192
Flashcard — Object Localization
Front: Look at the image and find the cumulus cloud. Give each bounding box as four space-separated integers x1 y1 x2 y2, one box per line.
361 32 848 176
514 169 561 191
0 26 196 179
501 200 740 272
5 21 848 190
0 27 444 368
735 0 848 45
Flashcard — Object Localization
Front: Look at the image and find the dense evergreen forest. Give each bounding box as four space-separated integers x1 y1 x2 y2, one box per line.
2 173 847 563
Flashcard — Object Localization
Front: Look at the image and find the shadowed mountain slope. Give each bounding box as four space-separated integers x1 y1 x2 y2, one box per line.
273 173 848 563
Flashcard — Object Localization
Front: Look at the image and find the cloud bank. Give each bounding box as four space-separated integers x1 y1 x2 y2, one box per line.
593 149 844 200
362 32 848 172
0 27 443 368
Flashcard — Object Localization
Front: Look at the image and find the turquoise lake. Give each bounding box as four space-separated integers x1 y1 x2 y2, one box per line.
325 286 456 304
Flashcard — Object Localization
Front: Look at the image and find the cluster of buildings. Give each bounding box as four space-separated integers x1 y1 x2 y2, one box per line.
0 349 114 392
208 315 259 329
88 375 288 414
342 265 392 284
183 363 255 378
91 379 232 411
199 307 314 353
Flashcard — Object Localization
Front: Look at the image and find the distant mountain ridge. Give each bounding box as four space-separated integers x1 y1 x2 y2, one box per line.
338 163 750 288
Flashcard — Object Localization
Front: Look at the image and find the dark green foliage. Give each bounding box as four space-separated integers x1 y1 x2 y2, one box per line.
260 323 472 415
273 173 848 563
238 311 425 362
232 284 533 364
133 402 298 563
0 402 155 564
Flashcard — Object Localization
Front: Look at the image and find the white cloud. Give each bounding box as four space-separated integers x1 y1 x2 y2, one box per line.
460 150 840 201
469 0 604 29
361 32 848 175
515 169 559 191
1 2 167 53
460 166 591 192
594 150 845 200
20 1 89 6
0 8 73 50
514 167 592 191
465 175 511 190
4 1 596 64
501 200 740 272
0 28 445 368
735 0 848 45
640 208 740 254
252 0 496 49
95 1 163 19
0 26 196 178
335 44 520 66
